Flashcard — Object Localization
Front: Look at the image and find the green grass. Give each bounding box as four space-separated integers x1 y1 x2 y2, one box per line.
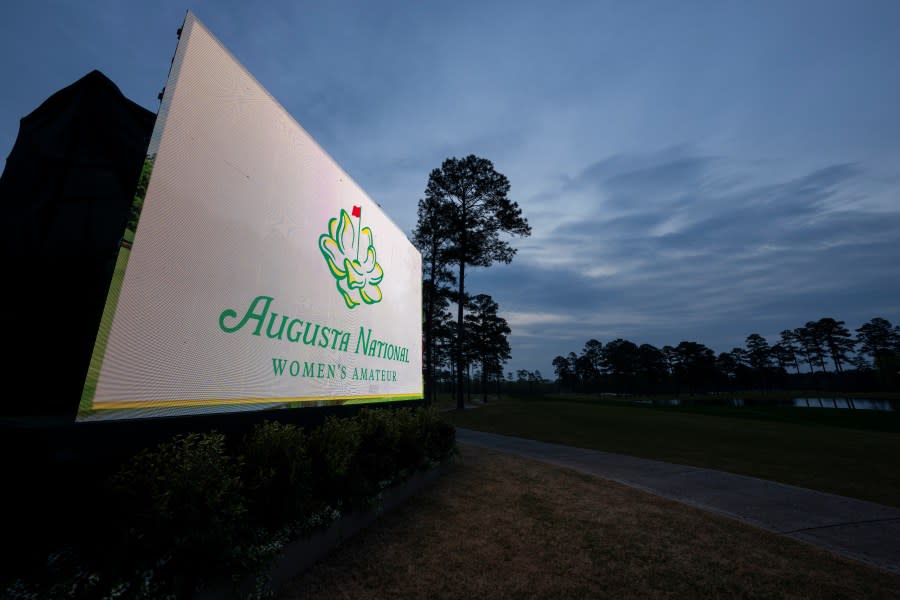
444 395 900 507
548 389 900 402
545 392 900 432
432 391 500 411
78 246 130 415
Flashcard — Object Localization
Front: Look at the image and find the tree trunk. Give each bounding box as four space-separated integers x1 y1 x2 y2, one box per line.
423 280 433 404
831 348 844 374
456 259 465 410
482 358 488 403
451 355 456 398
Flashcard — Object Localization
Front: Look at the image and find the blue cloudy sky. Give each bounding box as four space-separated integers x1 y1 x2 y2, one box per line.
2 1 898 374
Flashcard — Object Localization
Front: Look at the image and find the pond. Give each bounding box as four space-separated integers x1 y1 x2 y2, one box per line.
792 397 895 411
645 397 747 408
638 397 895 411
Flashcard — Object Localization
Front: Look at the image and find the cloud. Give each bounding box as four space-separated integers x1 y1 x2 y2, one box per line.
3 2 899 379
467 149 900 371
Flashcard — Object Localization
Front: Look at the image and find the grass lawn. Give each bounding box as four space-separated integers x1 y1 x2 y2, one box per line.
443 395 900 507
78 245 131 415
280 447 900 599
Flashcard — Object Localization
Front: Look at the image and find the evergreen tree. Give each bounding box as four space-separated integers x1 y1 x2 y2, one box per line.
423 156 531 410
412 194 455 403
464 294 511 402
813 318 855 374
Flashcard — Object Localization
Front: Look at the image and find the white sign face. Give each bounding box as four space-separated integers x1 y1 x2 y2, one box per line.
77 12 422 420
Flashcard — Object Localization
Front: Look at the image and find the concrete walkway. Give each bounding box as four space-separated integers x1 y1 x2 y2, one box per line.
457 428 900 575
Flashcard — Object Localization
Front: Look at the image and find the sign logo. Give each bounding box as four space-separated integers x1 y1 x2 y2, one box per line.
319 205 384 309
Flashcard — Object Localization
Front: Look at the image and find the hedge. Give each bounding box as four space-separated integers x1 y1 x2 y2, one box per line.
3 407 455 599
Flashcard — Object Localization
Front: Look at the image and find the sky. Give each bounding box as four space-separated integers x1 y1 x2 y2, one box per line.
2 1 899 375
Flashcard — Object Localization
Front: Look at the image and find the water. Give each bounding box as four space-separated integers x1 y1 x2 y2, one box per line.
638 397 894 411
646 397 746 408
792 397 895 411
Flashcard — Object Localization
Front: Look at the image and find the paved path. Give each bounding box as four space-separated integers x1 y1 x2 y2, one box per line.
457 428 900 575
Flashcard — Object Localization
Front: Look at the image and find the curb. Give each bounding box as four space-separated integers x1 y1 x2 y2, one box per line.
201 460 453 598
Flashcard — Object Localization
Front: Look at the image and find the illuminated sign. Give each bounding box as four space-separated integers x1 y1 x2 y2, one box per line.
78 12 422 420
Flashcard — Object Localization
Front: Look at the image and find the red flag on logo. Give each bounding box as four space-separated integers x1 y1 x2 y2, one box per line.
351 205 361 218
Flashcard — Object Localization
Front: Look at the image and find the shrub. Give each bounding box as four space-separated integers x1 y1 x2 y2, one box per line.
303 407 456 512
307 415 362 510
417 408 457 463
105 432 246 593
392 408 429 473
355 408 404 490
240 420 312 528
7 407 455 596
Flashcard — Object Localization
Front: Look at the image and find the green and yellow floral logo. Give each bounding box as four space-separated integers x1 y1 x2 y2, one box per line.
319 205 384 309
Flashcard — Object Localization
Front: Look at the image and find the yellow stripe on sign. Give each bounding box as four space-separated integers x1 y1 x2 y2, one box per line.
93 393 423 410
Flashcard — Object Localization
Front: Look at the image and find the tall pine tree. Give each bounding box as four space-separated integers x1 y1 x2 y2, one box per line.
422 155 530 410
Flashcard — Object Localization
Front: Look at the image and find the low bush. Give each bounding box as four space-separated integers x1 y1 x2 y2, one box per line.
307 414 363 510
420 412 457 464
105 431 248 594
241 421 313 529
3 406 455 598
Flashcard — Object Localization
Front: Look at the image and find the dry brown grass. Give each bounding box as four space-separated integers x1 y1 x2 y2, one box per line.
280 447 900 599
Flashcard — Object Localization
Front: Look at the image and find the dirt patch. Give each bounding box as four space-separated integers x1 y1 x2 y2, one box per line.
280 446 900 599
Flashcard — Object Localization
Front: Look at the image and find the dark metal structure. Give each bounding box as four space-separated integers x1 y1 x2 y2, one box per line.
0 70 155 422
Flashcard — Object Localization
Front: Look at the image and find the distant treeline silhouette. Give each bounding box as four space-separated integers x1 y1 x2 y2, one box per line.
550 317 900 395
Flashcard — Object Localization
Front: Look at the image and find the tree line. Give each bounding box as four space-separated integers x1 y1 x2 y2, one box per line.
412 155 530 408
407 156 897 401
552 317 900 394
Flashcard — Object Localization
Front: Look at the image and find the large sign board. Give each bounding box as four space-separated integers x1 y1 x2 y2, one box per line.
77 12 422 421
